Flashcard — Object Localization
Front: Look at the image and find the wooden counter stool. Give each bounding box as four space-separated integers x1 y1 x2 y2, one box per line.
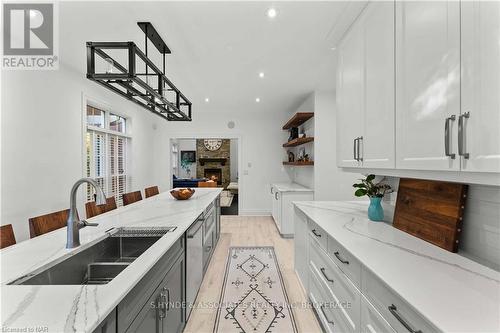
85 197 117 219
29 209 72 238
145 186 159 198
122 191 143 206
0 224 16 249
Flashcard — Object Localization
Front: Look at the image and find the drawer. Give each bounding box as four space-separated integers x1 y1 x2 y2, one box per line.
309 239 361 333
327 234 362 288
361 296 395 333
308 220 328 250
362 268 439 333
309 264 353 333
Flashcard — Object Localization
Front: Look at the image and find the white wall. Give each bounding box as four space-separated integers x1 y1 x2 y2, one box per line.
230 138 238 182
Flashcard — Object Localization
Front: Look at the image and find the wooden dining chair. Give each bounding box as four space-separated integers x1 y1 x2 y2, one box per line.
198 181 218 188
85 197 117 219
122 191 143 206
0 224 16 249
145 186 160 198
29 209 72 238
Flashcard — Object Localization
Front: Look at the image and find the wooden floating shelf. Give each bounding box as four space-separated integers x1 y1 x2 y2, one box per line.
282 112 314 130
282 161 314 166
283 137 314 147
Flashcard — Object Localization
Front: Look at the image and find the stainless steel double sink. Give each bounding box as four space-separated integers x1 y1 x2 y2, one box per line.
10 227 177 285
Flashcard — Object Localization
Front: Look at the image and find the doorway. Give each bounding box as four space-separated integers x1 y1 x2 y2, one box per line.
170 138 239 215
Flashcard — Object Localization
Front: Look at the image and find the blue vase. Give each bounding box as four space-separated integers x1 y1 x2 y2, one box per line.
368 197 384 222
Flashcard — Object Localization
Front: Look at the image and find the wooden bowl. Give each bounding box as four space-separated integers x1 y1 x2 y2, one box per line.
170 188 195 200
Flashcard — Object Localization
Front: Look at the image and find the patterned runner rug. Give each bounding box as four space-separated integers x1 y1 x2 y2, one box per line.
214 247 297 333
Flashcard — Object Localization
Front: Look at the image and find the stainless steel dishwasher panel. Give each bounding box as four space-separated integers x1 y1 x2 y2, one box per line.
186 216 204 319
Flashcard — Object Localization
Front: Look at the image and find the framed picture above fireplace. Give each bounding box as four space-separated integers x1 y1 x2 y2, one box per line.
180 150 196 163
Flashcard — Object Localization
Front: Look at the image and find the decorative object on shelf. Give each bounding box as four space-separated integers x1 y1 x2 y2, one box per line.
287 151 295 162
288 127 299 142
299 131 306 138
180 152 194 178
86 22 192 121
297 147 306 162
353 174 392 222
204 139 223 151
170 188 195 200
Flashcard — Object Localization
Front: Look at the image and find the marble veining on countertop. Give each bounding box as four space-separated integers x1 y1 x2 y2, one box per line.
294 200 500 333
0 188 222 333
271 182 313 192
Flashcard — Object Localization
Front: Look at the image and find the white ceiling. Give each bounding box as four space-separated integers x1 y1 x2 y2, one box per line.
60 1 365 114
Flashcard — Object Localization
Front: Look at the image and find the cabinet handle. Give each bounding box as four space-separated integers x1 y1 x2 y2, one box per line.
275 192 279 200
444 115 456 159
333 251 349 265
320 305 335 325
388 304 422 333
357 136 363 162
458 112 470 159
320 267 334 283
157 294 166 320
271 187 274 194
311 229 322 238
205 245 212 252
353 137 358 161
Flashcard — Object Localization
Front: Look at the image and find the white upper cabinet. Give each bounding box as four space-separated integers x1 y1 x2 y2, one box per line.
362 2 395 169
337 21 364 168
460 1 500 173
336 2 395 169
395 1 461 171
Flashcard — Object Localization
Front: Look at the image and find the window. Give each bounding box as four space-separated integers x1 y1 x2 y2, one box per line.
86 104 130 206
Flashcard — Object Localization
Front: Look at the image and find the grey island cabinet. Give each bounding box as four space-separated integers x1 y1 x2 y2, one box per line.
92 195 221 333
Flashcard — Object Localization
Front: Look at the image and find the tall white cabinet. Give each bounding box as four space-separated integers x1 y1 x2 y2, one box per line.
460 1 500 173
337 2 395 169
336 0 500 181
395 1 461 171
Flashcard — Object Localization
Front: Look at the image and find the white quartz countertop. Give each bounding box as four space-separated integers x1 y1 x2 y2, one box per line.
0 188 222 333
271 182 313 192
294 201 500 333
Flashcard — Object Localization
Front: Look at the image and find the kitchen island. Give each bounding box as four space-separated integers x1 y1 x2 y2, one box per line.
0 188 222 333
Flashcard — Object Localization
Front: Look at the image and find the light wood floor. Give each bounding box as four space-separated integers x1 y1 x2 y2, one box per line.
184 216 322 333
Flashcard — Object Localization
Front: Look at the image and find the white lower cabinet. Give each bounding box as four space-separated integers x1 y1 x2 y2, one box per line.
294 211 439 333
271 186 313 237
361 296 395 333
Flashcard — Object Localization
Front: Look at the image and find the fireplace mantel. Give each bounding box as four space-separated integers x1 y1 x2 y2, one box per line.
199 157 227 166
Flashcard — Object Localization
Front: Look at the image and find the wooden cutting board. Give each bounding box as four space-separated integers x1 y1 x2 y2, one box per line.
393 178 468 252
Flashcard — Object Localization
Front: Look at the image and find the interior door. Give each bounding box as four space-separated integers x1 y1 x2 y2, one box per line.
395 1 460 170
362 2 395 169
460 1 500 173
336 20 364 168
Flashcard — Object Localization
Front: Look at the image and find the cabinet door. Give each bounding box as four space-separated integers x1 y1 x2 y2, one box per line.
361 297 395 333
337 20 364 168
460 1 500 173
159 255 185 333
395 1 460 171
294 207 308 293
125 287 161 333
362 2 395 169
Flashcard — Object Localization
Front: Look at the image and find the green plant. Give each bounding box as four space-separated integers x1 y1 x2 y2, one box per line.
353 174 392 198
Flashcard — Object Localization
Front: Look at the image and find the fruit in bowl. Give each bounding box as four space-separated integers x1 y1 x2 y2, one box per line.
170 188 195 200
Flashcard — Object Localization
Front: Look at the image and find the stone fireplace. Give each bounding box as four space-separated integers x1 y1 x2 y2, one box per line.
196 139 231 188
204 168 222 185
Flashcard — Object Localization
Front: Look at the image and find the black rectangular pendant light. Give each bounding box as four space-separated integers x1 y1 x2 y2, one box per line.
86 22 192 121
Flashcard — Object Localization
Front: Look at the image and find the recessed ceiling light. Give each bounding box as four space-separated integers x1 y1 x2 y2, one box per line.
259 72 265 78
267 8 277 19
330 47 337 51
255 97 261 103
205 97 210 103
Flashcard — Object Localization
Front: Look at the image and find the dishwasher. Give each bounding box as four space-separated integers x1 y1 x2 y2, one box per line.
186 214 204 319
